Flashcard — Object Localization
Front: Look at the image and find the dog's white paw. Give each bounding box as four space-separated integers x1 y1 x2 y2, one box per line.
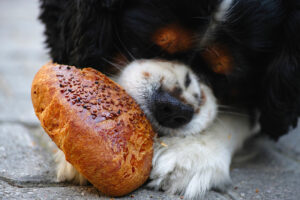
54 149 88 185
148 136 231 199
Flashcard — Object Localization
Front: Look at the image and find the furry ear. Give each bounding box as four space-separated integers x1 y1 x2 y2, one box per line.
260 49 300 140
39 0 123 71
260 4 300 140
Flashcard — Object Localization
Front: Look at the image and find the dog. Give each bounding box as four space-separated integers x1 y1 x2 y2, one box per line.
39 0 300 199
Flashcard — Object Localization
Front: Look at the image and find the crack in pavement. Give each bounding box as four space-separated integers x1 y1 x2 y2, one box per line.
0 176 104 198
0 175 77 189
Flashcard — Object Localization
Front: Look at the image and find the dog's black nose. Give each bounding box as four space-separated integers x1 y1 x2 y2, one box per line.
150 89 194 128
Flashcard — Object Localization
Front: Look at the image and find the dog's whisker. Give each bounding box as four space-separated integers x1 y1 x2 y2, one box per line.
114 31 136 61
218 104 246 112
215 117 228 131
217 110 248 118
101 57 123 72
218 104 236 109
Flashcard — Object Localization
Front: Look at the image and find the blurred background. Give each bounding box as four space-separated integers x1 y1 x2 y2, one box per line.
0 0 48 125
0 0 300 199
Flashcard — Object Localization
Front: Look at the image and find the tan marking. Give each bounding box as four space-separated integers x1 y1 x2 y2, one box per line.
160 77 165 84
171 87 183 97
142 71 151 78
152 24 195 54
200 90 206 106
201 44 233 74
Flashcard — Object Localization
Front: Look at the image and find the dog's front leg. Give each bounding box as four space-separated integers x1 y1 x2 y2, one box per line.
148 113 258 199
55 149 88 185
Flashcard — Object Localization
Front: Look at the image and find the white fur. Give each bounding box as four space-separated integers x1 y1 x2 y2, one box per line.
55 150 87 185
200 0 233 46
54 59 257 199
215 0 234 21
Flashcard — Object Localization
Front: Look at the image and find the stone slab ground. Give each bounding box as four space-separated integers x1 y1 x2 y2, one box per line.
0 0 299 199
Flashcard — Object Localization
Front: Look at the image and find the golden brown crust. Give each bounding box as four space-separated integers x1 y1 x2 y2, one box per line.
31 62 155 196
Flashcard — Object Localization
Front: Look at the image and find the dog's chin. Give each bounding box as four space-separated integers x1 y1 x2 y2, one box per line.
117 59 218 137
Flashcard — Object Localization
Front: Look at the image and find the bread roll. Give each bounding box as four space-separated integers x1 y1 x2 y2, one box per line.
31 62 155 196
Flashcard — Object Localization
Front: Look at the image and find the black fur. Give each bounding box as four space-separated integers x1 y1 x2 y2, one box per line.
39 0 300 139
